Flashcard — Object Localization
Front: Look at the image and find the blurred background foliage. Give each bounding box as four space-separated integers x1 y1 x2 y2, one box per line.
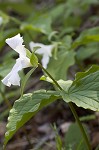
0 0 99 149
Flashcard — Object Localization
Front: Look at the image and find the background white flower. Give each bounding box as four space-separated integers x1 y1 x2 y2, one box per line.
2 34 31 87
29 42 54 69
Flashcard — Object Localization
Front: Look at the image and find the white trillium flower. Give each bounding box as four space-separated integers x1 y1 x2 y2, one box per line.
29 42 54 69
0 16 3 26
2 34 31 87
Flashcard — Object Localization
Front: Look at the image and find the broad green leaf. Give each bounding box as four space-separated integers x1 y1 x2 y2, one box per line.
72 35 99 49
65 123 89 150
61 35 72 49
47 50 75 80
76 43 99 61
21 67 36 96
21 14 52 35
0 3 34 15
72 27 99 49
60 65 99 111
74 65 99 81
49 3 66 20
4 90 60 146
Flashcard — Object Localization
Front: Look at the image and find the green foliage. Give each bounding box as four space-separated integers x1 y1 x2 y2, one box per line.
0 2 34 15
65 123 89 150
80 114 96 122
22 14 52 35
74 27 99 61
53 124 64 150
30 52 38 67
0 59 15 77
72 27 99 49
0 29 21 49
47 50 75 80
4 90 60 146
76 43 99 61
60 65 99 111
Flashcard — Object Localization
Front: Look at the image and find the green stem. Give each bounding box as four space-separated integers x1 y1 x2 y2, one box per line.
38 63 91 150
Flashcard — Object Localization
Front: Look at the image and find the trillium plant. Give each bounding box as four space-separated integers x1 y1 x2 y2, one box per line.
2 33 99 150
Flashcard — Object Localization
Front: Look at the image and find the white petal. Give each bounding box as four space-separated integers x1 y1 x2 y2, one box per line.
29 42 53 56
2 70 20 87
6 34 26 56
17 57 31 69
29 41 54 68
9 72 20 86
29 42 44 53
1 57 31 87
6 34 23 50
41 54 50 69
